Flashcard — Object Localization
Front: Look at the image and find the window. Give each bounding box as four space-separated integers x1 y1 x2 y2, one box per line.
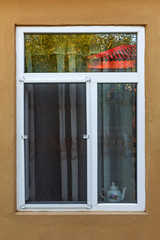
16 26 145 211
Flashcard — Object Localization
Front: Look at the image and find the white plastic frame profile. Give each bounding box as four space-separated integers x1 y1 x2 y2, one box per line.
16 26 145 212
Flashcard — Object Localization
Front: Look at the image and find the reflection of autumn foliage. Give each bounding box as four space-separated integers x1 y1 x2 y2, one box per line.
99 84 136 106
25 33 136 72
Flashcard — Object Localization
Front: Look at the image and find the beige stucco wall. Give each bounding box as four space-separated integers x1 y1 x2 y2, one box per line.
0 0 160 239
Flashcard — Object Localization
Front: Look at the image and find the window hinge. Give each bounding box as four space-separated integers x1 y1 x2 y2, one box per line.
21 135 28 140
85 76 91 82
87 204 92 209
19 77 25 82
20 204 25 209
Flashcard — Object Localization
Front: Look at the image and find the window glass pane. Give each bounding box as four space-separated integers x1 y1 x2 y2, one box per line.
24 83 87 203
25 33 137 73
98 83 137 203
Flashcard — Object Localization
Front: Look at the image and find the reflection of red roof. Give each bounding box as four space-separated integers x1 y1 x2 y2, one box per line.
87 45 136 70
88 60 136 69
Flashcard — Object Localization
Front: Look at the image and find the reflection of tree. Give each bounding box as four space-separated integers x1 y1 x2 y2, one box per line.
25 33 136 72
98 84 136 106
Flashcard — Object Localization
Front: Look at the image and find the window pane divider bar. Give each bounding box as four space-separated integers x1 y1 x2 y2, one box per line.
86 82 92 207
22 73 139 83
90 82 98 207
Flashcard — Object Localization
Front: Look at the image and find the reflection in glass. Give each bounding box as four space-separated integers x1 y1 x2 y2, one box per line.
25 33 137 73
98 84 137 203
24 83 87 203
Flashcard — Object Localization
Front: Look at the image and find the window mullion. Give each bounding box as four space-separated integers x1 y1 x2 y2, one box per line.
86 81 91 207
89 82 98 207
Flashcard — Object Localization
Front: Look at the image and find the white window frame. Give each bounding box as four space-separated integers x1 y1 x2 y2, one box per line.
16 26 145 212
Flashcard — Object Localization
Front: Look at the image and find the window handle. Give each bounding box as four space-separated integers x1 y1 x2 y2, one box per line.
83 134 89 139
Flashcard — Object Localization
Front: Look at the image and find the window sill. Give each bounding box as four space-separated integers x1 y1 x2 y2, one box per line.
15 210 148 216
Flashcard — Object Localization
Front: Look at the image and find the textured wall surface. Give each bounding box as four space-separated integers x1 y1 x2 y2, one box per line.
0 0 160 239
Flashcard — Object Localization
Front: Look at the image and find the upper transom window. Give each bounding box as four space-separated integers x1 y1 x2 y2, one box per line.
25 33 137 73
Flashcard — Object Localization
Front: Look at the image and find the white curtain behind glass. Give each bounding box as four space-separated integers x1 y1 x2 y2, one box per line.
98 84 136 203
